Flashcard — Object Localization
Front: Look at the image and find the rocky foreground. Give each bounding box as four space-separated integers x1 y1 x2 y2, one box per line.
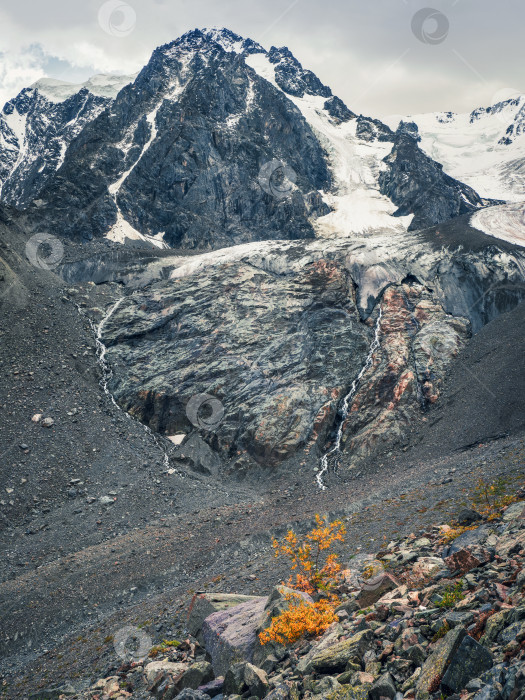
39 488 525 700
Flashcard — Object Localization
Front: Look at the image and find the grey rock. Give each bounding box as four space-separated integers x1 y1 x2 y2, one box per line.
472 683 504 700
202 597 266 677
369 672 397 700
179 662 214 690
416 626 466 700
441 636 493 694
174 690 211 700
457 508 483 525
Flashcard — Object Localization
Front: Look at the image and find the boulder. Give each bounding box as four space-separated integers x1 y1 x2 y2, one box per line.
369 672 397 700
202 597 266 676
442 525 492 558
187 593 260 641
441 635 493 694
197 678 223 698
444 548 484 574
496 531 525 558
145 661 187 685
480 610 510 646
412 557 444 578
179 662 214 690
356 573 400 608
457 508 483 525
224 662 248 696
415 626 466 700
244 663 269 698
502 502 525 522
173 691 212 700
303 629 374 674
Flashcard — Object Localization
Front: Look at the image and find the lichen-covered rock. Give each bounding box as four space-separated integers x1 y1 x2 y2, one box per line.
303 629 374 674
441 636 493 694
415 626 466 700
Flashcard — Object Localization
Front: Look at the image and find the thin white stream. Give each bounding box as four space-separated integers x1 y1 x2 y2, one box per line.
316 306 383 490
77 297 173 471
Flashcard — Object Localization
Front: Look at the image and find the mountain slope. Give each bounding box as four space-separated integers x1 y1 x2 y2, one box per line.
0 74 135 208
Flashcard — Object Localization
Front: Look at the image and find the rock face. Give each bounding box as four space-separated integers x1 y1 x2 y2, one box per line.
98 227 525 475
379 121 502 231
32 29 331 248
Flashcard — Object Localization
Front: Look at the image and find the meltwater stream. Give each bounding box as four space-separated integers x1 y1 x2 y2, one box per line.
316 307 383 490
77 297 173 471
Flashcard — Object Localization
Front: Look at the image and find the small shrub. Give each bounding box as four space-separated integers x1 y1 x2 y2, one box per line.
259 593 337 646
436 581 465 609
260 515 346 646
272 514 346 597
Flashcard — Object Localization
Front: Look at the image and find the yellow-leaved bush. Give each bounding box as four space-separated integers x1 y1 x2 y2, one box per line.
259 514 346 646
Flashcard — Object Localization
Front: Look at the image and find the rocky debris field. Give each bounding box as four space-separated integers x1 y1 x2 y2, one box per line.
41 487 525 700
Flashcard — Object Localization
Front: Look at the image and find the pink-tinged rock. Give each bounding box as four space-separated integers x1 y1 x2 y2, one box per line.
444 548 483 574
187 592 261 641
357 574 401 608
495 583 509 601
202 597 266 677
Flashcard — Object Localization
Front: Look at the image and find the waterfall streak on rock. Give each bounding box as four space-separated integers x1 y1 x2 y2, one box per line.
317 307 382 489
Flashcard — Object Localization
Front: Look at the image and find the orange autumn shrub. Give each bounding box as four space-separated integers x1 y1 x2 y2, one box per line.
259 515 346 646
272 514 346 597
259 593 337 646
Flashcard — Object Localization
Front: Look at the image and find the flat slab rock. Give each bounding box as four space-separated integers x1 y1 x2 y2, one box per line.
187 592 261 639
202 596 266 677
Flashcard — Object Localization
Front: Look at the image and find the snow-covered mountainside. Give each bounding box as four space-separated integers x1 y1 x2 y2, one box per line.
0 73 135 207
388 95 525 202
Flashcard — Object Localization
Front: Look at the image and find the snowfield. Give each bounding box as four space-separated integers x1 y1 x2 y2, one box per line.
471 202 525 248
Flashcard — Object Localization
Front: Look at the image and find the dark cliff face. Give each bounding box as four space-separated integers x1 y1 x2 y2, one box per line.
5 28 503 248
0 87 111 208
379 121 502 231
32 32 331 248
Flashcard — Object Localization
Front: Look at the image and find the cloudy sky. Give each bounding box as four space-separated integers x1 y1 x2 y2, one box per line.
0 0 523 117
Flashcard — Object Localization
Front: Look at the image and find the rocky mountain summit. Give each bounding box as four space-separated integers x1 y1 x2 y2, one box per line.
0 74 135 208
0 28 503 249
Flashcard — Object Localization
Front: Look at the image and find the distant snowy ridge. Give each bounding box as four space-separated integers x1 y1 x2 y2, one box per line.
387 94 525 202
